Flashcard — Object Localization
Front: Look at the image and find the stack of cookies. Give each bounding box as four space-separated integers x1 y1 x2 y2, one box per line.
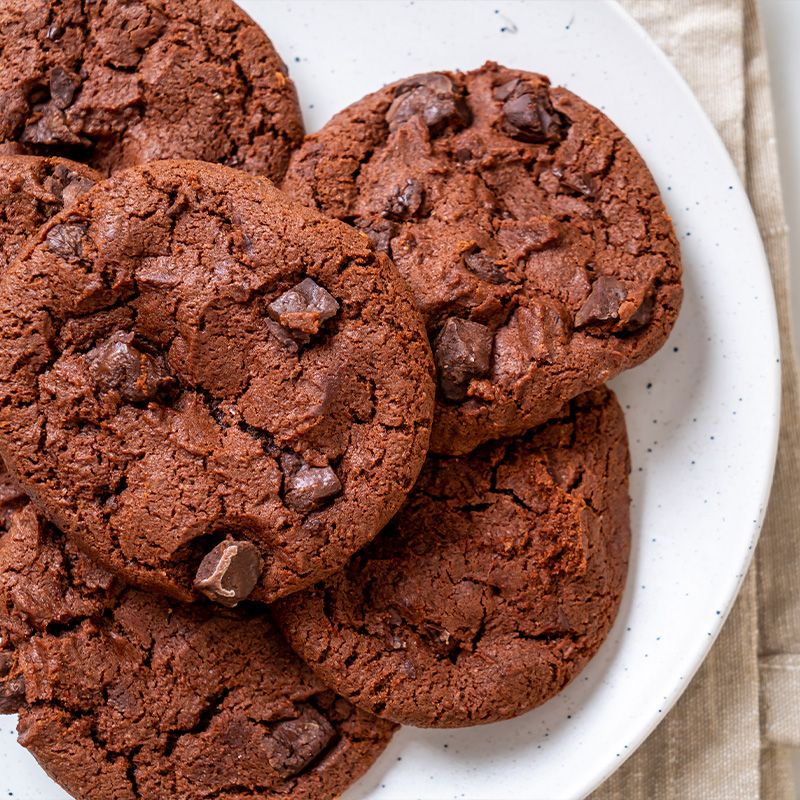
0 1 682 798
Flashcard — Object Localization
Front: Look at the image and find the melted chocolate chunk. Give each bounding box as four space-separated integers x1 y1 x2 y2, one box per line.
268 707 336 778
268 278 339 337
49 66 79 110
575 276 628 327
463 252 510 284
45 220 89 259
433 317 494 402
383 179 424 222
281 454 342 514
87 331 174 402
193 539 263 607
498 79 565 144
385 73 471 135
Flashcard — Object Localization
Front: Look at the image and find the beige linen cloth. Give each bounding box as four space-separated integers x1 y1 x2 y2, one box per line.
588 1 800 798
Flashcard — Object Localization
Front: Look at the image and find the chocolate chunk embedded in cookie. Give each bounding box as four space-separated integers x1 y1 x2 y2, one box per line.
0 155 101 274
283 61 682 454
0 0 304 180
0 506 397 799
0 159 435 604
273 387 630 728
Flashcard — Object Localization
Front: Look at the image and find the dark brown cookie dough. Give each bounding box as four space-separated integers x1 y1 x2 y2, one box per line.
0 0 304 180
273 387 631 728
0 159 435 604
0 154 100 274
0 505 397 799
283 62 682 454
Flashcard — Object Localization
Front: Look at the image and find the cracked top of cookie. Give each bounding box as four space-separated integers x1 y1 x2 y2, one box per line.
282 62 683 455
272 387 630 728
0 159 435 604
0 0 304 180
0 505 397 799
0 154 101 275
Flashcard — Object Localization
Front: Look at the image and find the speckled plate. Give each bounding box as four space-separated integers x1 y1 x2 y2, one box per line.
0 1 781 799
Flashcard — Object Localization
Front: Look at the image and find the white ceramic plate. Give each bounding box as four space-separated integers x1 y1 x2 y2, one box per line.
1 1 781 798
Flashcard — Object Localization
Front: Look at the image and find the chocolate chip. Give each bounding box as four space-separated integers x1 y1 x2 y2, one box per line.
49 66 79 109
61 175 95 207
87 331 174 402
46 24 64 40
499 80 564 144
43 165 95 211
552 166 595 197
281 454 342 514
194 539 263 608
433 317 494 402
51 163 78 184
382 179 423 222
357 219 397 255
268 707 335 778
46 220 89 259
623 293 654 332
493 79 519 102
265 319 300 353
463 252 510 284
421 621 457 657
575 276 628 327
267 278 339 337
43 177 64 205
20 104 90 147
386 72 471 134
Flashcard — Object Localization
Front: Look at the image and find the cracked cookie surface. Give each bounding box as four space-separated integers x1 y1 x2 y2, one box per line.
0 159 435 603
0 0 304 180
282 62 682 454
0 154 101 274
0 505 397 800
0 154 101 528
273 387 630 728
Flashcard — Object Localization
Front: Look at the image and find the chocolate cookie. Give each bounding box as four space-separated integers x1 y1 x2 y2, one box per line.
0 463 26 531
273 387 630 728
283 62 682 454
0 0 304 180
0 154 100 273
0 505 397 799
0 159 435 604
0 154 100 528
